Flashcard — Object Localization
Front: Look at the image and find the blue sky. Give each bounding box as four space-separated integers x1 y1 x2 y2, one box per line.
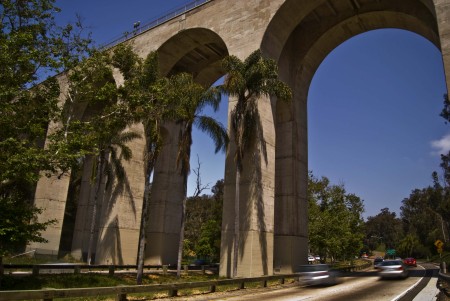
55 1 449 219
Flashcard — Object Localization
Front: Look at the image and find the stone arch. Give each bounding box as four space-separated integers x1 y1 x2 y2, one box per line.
157 27 228 85
143 27 229 265
260 0 443 273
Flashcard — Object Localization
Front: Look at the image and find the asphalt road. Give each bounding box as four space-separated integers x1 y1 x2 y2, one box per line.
163 264 439 301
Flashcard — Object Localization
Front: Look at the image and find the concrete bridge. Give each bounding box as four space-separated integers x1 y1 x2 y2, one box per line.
29 0 450 278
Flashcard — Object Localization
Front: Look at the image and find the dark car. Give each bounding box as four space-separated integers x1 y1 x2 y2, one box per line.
296 264 337 286
190 259 210 266
377 260 409 279
373 257 384 269
403 257 417 267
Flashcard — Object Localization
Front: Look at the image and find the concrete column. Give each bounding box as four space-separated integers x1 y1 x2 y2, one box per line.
94 123 145 265
144 122 185 265
71 155 95 261
220 95 275 278
273 89 309 274
28 172 71 258
434 0 450 93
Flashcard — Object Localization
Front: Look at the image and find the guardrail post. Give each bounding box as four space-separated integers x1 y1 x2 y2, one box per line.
184 264 188 273
441 262 447 274
169 289 178 297
116 293 127 301
109 265 115 275
163 265 168 275
239 281 245 289
32 265 39 276
42 288 53 301
201 265 205 274
210 284 216 292
262 280 267 287
279 277 285 284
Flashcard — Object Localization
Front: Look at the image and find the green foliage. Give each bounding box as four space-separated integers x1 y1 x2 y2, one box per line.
0 0 91 257
0 274 130 291
220 49 292 170
162 72 228 178
184 180 223 262
397 233 420 258
308 172 365 262
400 185 449 257
0 195 55 257
365 208 403 252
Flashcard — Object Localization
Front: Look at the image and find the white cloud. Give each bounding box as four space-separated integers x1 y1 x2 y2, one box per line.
431 134 450 155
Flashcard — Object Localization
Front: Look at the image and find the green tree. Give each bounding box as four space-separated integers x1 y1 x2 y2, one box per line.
0 0 90 253
397 233 420 258
0 0 92 287
184 179 224 262
400 187 447 256
365 208 403 253
220 50 291 277
308 172 365 262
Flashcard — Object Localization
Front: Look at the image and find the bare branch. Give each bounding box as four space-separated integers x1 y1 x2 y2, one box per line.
192 154 210 197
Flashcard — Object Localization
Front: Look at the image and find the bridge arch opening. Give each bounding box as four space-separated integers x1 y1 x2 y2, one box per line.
157 27 228 86
307 28 447 219
262 0 447 273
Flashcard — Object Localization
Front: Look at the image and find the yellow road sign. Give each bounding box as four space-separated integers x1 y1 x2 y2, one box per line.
435 240 444 248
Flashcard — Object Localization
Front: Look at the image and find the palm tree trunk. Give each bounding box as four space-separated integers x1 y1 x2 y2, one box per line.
137 135 161 284
136 176 151 284
176 196 187 278
232 168 240 278
87 152 106 265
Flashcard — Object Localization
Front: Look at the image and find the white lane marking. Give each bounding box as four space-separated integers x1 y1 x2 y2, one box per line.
390 265 426 301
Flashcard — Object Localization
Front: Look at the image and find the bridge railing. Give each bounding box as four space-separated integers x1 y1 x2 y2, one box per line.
100 0 212 50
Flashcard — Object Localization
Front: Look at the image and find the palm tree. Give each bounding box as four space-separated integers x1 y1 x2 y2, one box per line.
111 44 169 284
162 72 228 277
220 50 291 277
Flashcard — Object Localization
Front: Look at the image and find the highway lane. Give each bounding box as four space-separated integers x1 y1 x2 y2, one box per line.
175 265 435 301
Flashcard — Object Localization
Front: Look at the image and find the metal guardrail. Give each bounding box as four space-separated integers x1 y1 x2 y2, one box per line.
438 270 450 298
0 262 372 300
0 273 298 301
100 0 212 50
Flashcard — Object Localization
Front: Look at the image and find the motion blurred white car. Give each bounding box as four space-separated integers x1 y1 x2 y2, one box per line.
377 260 409 279
297 264 337 286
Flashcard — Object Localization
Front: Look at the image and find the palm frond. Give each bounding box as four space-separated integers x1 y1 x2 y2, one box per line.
194 116 229 153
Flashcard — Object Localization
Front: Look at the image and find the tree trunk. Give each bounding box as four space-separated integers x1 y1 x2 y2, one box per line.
232 168 240 278
176 197 187 278
136 177 151 284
